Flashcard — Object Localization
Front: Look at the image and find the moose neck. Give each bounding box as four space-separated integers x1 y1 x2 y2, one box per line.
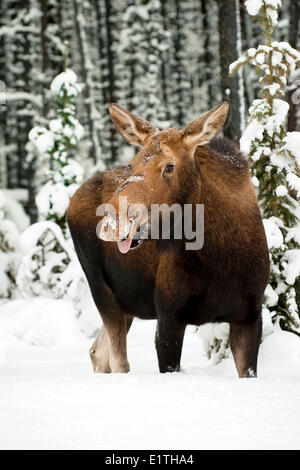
194 146 256 262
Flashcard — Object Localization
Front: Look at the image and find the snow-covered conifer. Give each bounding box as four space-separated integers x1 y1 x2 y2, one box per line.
118 0 171 127
16 221 86 304
19 65 88 304
230 0 300 334
29 67 84 234
0 191 21 298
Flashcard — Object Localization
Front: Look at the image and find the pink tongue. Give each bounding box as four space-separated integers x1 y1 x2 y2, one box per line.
117 237 132 254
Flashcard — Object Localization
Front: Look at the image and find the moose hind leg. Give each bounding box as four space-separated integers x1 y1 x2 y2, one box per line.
103 313 133 373
90 327 111 373
90 314 133 374
230 314 262 378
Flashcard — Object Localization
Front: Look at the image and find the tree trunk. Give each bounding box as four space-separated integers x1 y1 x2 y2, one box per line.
0 1 7 188
73 0 101 164
287 0 299 132
174 0 185 127
201 0 214 109
218 0 244 143
104 0 118 163
160 0 170 122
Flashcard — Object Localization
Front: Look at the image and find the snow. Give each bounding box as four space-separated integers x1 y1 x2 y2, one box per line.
19 221 65 253
0 310 300 450
255 52 265 65
50 69 82 97
269 151 290 171
266 83 281 96
266 5 279 26
272 50 283 67
264 284 278 307
36 182 78 219
59 160 84 184
275 185 288 197
245 0 263 16
245 0 281 25
16 221 88 308
50 117 84 143
49 118 62 133
0 298 85 348
283 132 300 166
0 219 19 251
267 99 289 130
240 120 264 154
196 323 229 363
287 173 300 197
0 91 42 107
282 250 300 286
286 225 300 246
0 191 23 298
28 127 54 154
229 56 246 76
1 190 30 232
247 48 257 58
240 99 289 155
263 217 284 250
127 175 144 183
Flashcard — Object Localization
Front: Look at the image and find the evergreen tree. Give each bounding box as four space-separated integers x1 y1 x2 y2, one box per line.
230 0 300 334
17 66 87 303
16 220 85 302
29 67 84 234
0 191 21 299
286 0 299 132
119 0 168 125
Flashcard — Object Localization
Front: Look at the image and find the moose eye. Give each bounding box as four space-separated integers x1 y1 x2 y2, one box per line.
127 164 132 171
164 164 174 175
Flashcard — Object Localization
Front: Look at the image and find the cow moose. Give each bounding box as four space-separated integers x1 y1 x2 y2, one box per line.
67 102 270 378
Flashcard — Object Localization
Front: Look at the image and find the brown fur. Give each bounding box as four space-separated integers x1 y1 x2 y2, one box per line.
67 103 270 377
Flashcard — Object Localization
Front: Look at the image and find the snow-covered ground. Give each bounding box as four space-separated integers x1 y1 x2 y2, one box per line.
1 301 300 451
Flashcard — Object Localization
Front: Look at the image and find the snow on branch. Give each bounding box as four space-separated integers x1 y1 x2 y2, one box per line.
0 92 42 107
230 0 300 334
29 68 84 234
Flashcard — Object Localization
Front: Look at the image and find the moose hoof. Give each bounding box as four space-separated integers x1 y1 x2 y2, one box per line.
110 360 130 373
160 365 181 373
93 364 112 373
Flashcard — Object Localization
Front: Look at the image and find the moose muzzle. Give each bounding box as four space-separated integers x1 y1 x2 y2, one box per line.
98 199 148 254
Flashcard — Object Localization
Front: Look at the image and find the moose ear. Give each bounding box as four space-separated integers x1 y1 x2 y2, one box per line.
109 104 157 146
182 102 229 152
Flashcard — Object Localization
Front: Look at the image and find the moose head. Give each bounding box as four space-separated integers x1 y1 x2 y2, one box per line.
98 102 229 253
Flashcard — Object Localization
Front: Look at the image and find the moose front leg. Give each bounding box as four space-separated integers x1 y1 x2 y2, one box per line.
155 313 186 373
230 315 262 378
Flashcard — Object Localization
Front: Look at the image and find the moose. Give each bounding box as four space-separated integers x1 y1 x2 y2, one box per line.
67 102 270 378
